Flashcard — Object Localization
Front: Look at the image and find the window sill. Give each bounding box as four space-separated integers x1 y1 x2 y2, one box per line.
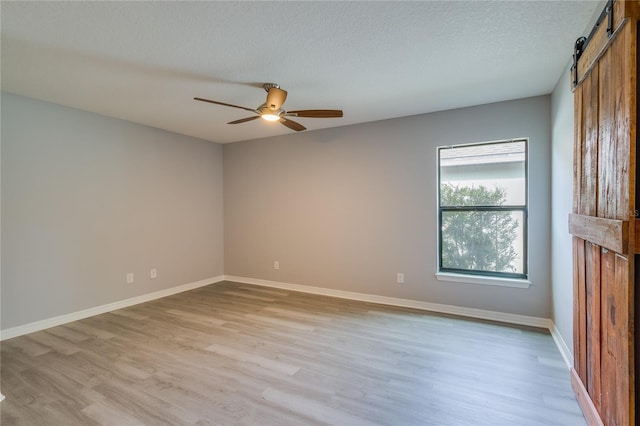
435 272 531 288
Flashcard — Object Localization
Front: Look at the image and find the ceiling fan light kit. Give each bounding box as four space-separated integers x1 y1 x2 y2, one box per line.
260 111 281 121
194 83 343 132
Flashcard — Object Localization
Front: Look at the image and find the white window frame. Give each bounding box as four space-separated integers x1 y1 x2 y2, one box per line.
436 138 529 286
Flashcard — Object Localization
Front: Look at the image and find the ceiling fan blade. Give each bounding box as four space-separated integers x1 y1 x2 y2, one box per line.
280 117 306 132
266 87 287 110
286 109 343 118
228 116 260 125
194 97 256 113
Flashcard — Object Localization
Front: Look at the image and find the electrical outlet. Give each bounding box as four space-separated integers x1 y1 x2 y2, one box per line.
150 268 157 279
397 273 405 284
127 273 134 284
274 261 280 270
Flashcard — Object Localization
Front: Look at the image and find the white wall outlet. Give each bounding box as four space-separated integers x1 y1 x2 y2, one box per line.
150 268 157 279
397 273 405 284
273 260 280 270
126 273 134 284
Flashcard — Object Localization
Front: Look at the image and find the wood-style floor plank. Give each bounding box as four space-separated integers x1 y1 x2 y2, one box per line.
1 281 586 425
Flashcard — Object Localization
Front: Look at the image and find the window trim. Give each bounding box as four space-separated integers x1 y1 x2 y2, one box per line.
435 272 531 288
437 138 529 280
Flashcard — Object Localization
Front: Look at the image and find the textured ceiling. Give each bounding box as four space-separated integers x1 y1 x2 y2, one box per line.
1 1 600 144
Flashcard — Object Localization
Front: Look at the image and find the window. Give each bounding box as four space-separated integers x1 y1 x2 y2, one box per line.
438 139 527 279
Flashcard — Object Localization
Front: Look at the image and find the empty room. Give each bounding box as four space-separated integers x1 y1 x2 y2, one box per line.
1 1 638 425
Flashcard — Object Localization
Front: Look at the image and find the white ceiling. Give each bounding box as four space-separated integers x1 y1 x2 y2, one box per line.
1 1 600 144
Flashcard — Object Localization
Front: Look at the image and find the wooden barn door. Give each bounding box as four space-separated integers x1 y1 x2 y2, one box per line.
569 1 638 425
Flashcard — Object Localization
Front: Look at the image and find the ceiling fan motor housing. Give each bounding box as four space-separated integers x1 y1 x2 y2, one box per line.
264 84 287 111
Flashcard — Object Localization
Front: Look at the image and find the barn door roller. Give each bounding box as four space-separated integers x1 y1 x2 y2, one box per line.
572 0 615 87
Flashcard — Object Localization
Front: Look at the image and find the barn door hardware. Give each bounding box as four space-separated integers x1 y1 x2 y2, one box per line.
584 0 615 42
572 37 587 87
606 0 614 36
571 0 616 88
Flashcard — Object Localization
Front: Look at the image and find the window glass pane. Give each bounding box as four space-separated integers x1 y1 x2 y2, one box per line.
441 210 524 274
440 141 526 206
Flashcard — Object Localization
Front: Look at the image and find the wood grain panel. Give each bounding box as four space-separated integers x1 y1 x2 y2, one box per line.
586 242 602 412
613 254 630 426
618 0 640 29
569 213 628 254
598 43 614 219
600 248 616 425
574 84 584 214
610 24 631 220
581 68 599 216
574 237 582 371
629 19 638 251
600 253 631 426
628 14 637 422
575 237 588 383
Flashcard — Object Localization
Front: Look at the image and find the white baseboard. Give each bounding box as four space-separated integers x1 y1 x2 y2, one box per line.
223 275 553 329
550 323 574 369
0 275 225 341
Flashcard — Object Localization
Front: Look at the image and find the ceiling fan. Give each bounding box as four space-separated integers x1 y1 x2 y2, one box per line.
194 83 343 132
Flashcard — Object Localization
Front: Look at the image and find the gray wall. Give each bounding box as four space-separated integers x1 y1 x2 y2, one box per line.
224 96 552 318
1 92 557 328
1 92 224 329
550 64 575 352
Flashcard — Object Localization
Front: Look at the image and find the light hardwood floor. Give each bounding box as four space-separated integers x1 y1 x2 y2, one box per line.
1 281 585 425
